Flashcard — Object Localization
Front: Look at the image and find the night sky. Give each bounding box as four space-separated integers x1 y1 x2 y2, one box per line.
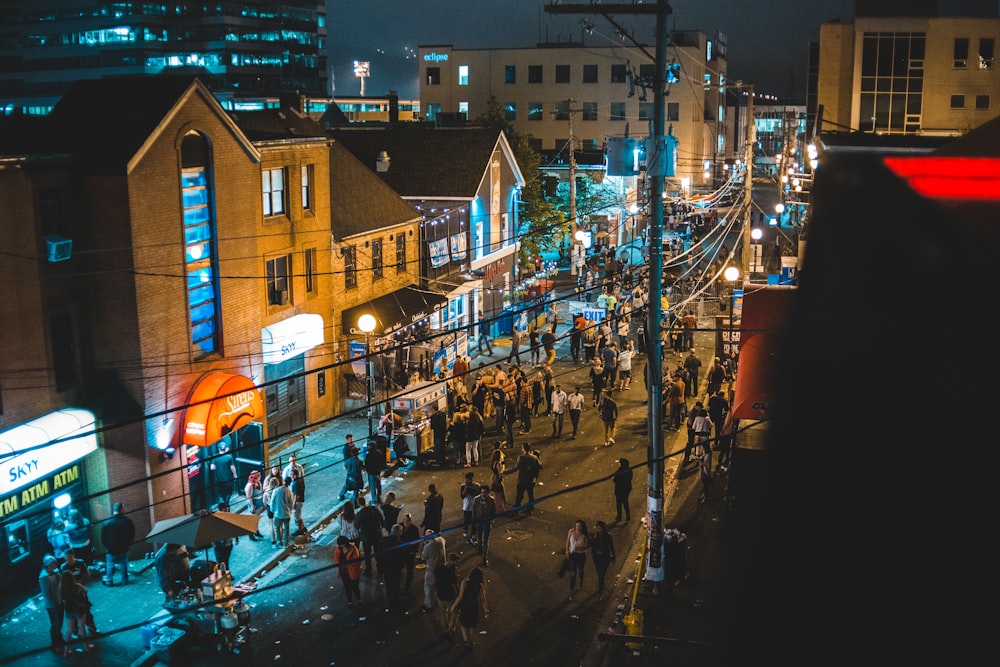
327 0 855 99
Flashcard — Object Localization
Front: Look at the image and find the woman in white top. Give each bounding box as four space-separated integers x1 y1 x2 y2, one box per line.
616 342 635 391
565 519 590 600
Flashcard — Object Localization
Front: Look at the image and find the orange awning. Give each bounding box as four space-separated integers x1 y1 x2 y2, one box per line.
183 371 264 447
729 286 795 422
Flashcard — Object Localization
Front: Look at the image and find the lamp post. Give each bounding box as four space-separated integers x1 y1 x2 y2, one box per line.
750 227 763 274
357 314 377 440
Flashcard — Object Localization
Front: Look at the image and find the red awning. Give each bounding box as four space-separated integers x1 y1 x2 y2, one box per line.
183 371 264 447
728 286 796 422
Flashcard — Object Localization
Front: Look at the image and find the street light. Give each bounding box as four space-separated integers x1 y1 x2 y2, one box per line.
750 227 763 274
357 313 376 440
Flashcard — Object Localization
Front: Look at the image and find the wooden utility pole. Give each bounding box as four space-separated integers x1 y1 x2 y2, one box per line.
742 84 755 279
547 0 672 579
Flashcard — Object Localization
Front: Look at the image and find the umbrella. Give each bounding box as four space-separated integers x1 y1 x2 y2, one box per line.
146 509 260 552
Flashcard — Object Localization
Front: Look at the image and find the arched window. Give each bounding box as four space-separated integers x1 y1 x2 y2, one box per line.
180 133 219 356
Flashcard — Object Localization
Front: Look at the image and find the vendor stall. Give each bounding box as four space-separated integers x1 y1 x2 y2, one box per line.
389 381 446 461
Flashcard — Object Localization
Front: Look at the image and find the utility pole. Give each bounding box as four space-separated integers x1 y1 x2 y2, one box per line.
565 99 580 275
547 0 672 583
742 84 755 279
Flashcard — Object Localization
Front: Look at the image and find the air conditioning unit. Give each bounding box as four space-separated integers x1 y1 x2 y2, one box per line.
44 235 73 262
270 290 289 306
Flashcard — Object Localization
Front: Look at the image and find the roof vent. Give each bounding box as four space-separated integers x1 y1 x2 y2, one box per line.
376 150 391 172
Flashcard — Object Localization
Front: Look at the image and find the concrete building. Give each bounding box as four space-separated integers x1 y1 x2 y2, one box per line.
416 31 729 188
811 3 1000 138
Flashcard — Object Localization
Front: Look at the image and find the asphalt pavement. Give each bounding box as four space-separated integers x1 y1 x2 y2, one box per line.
0 250 766 667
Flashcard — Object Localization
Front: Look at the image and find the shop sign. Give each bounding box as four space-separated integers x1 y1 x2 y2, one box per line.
0 409 96 497
261 314 324 364
0 464 80 520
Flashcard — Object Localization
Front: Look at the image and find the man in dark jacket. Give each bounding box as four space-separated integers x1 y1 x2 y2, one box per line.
364 436 386 504
101 502 135 587
376 524 405 613
355 496 384 578
505 443 542 516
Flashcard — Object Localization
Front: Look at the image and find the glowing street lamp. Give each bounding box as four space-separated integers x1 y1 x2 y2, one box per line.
357 313 377 439
723 266 741 364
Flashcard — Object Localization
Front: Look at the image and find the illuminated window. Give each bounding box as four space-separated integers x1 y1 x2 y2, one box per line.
529 102 544 120
301 164 313 210
459 102 469 119
181 133 218 357
372 238 383 279
528 65 543 83
425 103 441 120
266 254 291 306
262 167 285 216
504 102 516 121
344 245 357 289
980 38 994 69
610 102 626 121
555 65 570 83
458 65 469 86
583 65 598 83
505 65 516 83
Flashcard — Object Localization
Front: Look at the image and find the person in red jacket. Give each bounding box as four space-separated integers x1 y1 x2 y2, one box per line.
333 535 363 607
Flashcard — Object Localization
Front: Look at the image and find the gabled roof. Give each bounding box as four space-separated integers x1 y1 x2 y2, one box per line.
329 126 509 198
228 107 329 142
44 74 256 173
330 140 421 241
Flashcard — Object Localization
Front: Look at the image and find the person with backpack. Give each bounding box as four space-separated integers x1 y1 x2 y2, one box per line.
599 389 620 447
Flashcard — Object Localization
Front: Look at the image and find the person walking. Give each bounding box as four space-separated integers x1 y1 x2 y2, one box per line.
472 485 497 566
336 501 361 549
243 471 266 541
210 441 238 509
599 389 619 447
465 405 486 467
589 359 606 407
616 340 635 390
363 436 386 504
565 519 590 601
693 437 714 504
333 535 363 608
100 501 134 586
667 373 686 431
550 383 568 438
528 326 541 365
40 554 65 654
376 523 406 614
262 475 280 544
420 529 447 613
508 326 523 365
541 325 557 365
476 310 493 356
570 312 586 363
451 566 489 649
517 380 533 434
435 553 461 636
337 434 359 501
59 569 94 655
684 348 703 398
568 386 585 439
601 341 620 390
400 513 421 593
343 442 364 508
582 321 598 363
269 477 295 548
686 401 712 465
706 356 727 397
507 443 542 517
355 496 384 578
461 472 479 544
613 457 634 523
590 520 616 600
488 446 508 514
421 483 444 534
290 468 308 538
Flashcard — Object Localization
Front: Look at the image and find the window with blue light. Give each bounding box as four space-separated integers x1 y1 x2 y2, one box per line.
181 133 219 357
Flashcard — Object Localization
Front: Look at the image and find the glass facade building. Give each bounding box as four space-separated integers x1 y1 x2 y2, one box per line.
0 1 328 115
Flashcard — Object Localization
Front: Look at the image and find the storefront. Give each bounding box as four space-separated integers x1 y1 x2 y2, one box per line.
0 408 97 605
182 372 265 512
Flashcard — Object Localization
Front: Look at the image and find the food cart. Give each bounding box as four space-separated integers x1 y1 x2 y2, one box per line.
390 381 446 461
